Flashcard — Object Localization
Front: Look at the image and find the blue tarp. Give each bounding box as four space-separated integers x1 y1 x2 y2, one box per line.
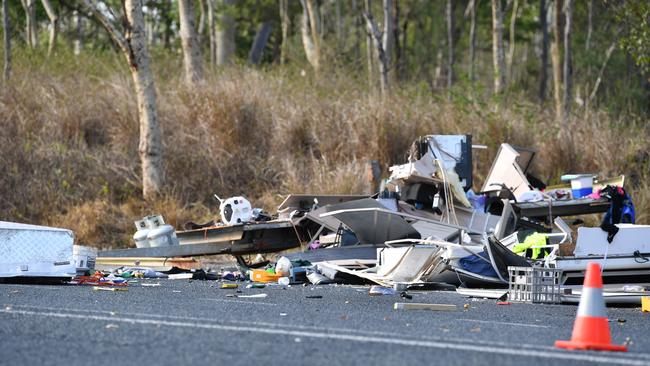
458 251 499 278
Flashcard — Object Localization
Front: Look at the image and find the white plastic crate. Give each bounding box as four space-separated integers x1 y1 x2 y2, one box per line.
507 266 563 304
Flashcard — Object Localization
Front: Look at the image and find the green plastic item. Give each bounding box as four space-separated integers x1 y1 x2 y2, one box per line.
513 232 548 259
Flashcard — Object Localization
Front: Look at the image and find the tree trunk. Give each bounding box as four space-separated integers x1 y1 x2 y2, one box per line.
363 11 389 96
162 0 173 49
83 0 164 200
41 0 59 57
300 0 321 72
446 0 455 89
72 10 83 55
216 0 235 66
206 0 216 65
562 0 572 123
587 40 617 106
279 0 290 64
585 0 592 51
197 0 206 43
248 21 272 65
2 0 10 82
468 0 477 82
382 0 394 74
550 0 563 121
178 0 203 84
538 0 548 101
506 0 519 84
393 0 402 80
335 0 342 48
21 0 38 48
491 0 506 93
365 0 374 91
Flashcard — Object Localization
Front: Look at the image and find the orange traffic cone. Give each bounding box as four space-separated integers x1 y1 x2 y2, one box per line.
555 262 627 352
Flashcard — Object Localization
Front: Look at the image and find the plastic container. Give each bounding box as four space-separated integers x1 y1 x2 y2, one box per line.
250 269 283 283
219 197 252 225
132 219 151 248
275 256 292 276
570 175 594 199
507 266 563 304
72 245 97 275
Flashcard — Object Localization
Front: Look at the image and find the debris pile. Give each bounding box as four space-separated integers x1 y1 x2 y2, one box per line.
1 134 647 353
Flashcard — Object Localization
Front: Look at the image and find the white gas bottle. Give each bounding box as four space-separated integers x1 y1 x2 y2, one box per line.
218 196 252 225
146 215 179 247
132 219 151 248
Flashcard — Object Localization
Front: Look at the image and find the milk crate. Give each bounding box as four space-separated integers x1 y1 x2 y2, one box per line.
507 266 563 304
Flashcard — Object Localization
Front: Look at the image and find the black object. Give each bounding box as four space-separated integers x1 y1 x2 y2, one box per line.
400 292 413 300
401 183 438 206
599 185 628 242
526 173 547 190
484 196 505 215
600 222 619 244
486 236 532 280
183 220 216 230
223 204 233 223
306 295 323 299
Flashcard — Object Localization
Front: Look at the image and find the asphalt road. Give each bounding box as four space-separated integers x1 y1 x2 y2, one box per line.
1 280 649 366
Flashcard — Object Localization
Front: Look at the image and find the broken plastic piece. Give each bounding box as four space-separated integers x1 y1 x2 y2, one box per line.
393 303 457 311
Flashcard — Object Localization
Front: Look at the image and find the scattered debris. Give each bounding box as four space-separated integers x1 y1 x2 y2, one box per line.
393 303 457 311
93 286 128 292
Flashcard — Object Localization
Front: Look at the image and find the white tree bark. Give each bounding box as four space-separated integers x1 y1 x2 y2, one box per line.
446 0 455 89
300 0 321 72
562 0 572 123
279 0 290 64
539 0 549 101
491 0 506 93
364 0 374 91
550 0 563 121
73 10 83 55
197 0 206 41
587 40 616 106
467 0 477 82
585 0 592 51
178 0 204 84
382 0 394 70
41 0 59 57
21 0 38 48
364 11 389 96
506 0 519 84
207 0 216 65
2 0 10 82
216 0 235 66
83 0 164 200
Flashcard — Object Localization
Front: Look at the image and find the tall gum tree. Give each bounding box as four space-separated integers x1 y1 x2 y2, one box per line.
178 0 203 83
83 0 164 200
491 0 506 93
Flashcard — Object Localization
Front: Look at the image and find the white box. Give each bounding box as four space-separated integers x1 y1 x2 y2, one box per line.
0 221 76 279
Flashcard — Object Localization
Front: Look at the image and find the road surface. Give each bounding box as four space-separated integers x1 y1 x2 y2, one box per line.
1 280 648 366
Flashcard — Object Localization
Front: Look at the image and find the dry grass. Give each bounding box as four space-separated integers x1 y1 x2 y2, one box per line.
1 52 648 248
